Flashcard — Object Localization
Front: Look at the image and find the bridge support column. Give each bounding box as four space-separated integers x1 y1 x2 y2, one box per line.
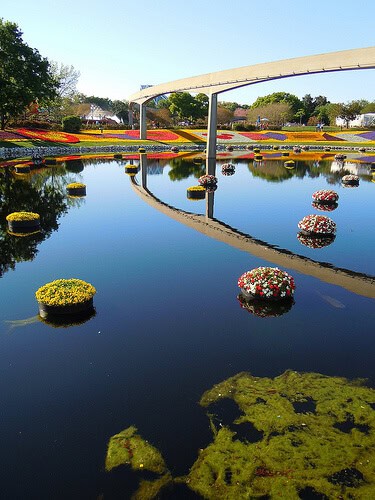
128 103 134 129
207 93 218 166
140 102 147 140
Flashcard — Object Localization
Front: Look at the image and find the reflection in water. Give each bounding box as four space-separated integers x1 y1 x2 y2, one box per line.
105 370 375 499
297 232 336 249
237 293 295 318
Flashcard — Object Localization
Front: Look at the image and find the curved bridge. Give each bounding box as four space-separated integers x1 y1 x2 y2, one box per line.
129 47 375 158
130 171 375 299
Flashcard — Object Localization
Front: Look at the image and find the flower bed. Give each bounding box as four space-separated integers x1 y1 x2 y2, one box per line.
187 186 206 200
298 215 336 236
221 163 235 176
67 182 86 196
342 174 359 186
198 174 218 187
16 129 79 143
35 278 96 317
238 267 296 300
312 189 339 204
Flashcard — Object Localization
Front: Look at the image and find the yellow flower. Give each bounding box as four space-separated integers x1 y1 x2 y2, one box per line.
35 279 96 307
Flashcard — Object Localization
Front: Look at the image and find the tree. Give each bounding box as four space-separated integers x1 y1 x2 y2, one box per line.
112 100 129 123
361 102 375 113
295 109 305 125
247 102 293 127
0 19 57 129
337 101 362 128
251 92 303 115
168 92 208 124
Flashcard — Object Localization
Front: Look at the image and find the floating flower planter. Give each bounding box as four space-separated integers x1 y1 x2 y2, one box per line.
221 163 235 176
113 153 123 159
193 158 203 165
342 174 359 186
6 211 41 233
32 155 44 167
238 267 296 300
171 146 179 153
297 232 336 249
225 145 234 152
298 214 336 236
187 186 206 200
44 158 57 166
198 174 218 188
334 154 346 161
293 146 301 153
254 154 263 161
282 152 290 157
324 147 331 152
312 189 339 204
67 182 86 196
237 294 294 318
14 164 30 174
138 147 146 153
40 308 96 328
284 160 295 169
35 278 96 318
125 164 139 175
253 148 261 153
273 145 279 150
246 145 254 150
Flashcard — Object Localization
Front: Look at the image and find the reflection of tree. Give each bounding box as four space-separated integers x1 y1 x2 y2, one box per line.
0 168 68 276
168 158 205 181
104 370 375 499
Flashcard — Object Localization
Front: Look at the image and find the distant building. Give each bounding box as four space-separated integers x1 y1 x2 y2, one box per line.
336 113 375 128
81 104 121 125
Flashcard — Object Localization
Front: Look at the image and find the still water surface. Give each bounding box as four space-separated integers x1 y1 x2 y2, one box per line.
0 152 374 498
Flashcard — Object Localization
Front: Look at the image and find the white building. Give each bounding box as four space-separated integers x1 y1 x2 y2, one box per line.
336 113 375 128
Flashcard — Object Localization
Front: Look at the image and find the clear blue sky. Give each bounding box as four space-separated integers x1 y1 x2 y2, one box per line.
2 0 375 105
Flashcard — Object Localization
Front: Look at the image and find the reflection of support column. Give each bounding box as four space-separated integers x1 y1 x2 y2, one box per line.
140 102 147 140
206 157 216 177
128 103 134 129
140 153 148 189
206 190 214 220
207 93 218 163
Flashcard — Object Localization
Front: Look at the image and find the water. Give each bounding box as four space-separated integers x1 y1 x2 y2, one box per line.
0 152 374 499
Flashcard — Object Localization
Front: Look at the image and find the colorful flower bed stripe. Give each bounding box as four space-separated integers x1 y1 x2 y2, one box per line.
16 129 79 143
238 267 295 299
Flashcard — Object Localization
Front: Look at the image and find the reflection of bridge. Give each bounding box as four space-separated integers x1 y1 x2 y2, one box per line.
131 156 375 298
129 47 375 163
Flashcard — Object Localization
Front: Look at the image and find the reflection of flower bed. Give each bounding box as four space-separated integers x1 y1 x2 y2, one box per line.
16 128 79 143
238 267 295 299
187 186 205 199
312 189 339 204
298 215 336 236
237 293 294 318
198 174 218 187
342 174 359 186
311 201 338 212
297 232 336 248
6 211 41 232
221 163 235 175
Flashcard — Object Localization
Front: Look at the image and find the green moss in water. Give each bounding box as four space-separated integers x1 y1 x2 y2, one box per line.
105 425 167 475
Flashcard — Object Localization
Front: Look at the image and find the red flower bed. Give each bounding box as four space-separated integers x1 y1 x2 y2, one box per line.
120 130 181 141
16 129 79 143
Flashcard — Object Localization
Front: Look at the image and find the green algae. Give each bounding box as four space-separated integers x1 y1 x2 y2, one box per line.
105 425 167 475
105 371 375 499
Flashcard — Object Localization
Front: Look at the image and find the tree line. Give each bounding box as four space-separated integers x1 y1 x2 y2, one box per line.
1 18 374 131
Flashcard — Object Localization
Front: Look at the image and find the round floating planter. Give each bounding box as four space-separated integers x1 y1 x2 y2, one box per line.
238 266 296 301
113 153 123 159
187 186 206 200
226 145 234 152
6 211 41 233
324 147 331 152
67 182 86 196
237 294 294 318
125 164 139 175
221 163 235 176
171 146 179 153
14 164 30 174
359 147 366 153
138 147 146 153
246 145 254 150
312 189 339 204
193 158 203 165
301 145 309 151
293 146 302 153
342 174 359 186
45 158 57 166
254 154 263 161
198 174 218 188
40 308 96 328
334 154 346 161
273 145 279 150
282 152 290 157
298 214 336 237
35 278 96 319
253 148 261 154
284 160 295 169
297 232 335 249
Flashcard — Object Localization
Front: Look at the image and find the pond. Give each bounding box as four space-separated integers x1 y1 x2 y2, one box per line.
0 151 374 499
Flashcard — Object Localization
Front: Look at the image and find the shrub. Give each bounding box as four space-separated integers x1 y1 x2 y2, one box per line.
62 115 82 133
